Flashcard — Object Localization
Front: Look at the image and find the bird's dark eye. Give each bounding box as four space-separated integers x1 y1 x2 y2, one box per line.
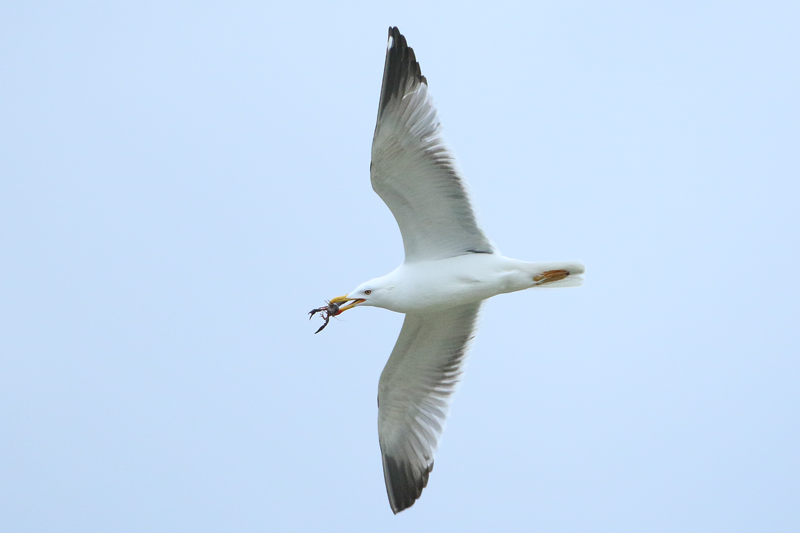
364 290 372 295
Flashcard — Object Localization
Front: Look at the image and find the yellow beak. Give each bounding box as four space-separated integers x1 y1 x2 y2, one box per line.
329 295 365 314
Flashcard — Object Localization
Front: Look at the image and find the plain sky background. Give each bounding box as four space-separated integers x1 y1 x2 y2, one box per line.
2 1 798 531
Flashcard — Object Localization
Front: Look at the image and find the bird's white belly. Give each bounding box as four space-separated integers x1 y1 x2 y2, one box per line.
380 254 531 313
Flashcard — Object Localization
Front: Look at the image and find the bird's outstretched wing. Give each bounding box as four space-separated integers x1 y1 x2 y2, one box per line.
377 302 481 513
371 27 494 262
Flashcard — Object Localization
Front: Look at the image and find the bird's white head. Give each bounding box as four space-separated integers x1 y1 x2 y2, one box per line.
328 277 393 314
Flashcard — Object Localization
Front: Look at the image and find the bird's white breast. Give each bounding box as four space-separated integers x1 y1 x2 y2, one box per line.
377 254 533 313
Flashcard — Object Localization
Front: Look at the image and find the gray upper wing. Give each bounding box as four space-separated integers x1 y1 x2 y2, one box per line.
371 27 494 262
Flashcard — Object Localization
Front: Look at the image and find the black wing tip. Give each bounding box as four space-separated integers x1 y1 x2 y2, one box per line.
379 27 427 116
386 27 427 85
383 453 434 514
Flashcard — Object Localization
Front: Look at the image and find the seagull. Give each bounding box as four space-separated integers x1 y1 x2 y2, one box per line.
318 27 585 514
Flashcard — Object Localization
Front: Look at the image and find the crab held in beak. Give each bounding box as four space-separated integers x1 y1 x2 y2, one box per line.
308 295 365 334
328 295 365 313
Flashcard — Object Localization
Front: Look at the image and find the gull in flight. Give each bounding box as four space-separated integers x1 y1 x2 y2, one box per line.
314 27 585 514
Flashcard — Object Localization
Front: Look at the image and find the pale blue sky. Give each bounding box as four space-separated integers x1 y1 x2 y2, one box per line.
1 1 798 531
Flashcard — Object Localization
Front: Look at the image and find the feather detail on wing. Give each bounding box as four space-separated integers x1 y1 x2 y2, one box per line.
377 302 481 513
371 27 494 262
